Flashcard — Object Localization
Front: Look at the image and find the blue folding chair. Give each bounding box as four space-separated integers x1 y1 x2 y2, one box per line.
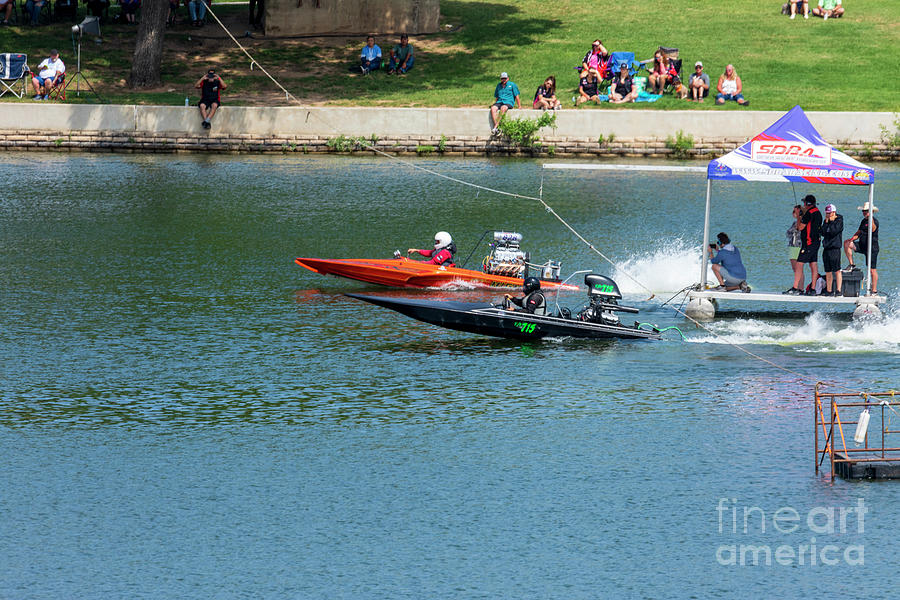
0 53 30 99
608 51 637 76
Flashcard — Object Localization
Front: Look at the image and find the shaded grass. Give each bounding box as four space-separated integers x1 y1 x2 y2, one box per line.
1 0 898 110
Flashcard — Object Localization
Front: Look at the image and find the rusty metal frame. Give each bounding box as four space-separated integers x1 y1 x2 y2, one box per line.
816 386 900 478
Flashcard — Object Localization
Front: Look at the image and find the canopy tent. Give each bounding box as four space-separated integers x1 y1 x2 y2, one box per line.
699 105 877 292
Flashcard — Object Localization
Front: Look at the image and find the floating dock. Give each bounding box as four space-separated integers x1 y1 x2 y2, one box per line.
686 289 885 320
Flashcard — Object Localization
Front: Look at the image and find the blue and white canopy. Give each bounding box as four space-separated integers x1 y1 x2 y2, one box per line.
707 105 875 185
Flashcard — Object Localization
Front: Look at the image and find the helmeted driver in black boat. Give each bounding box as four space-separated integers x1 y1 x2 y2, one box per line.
504 276 547 315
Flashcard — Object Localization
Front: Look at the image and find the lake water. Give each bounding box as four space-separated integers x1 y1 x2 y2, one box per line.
1 153 898 598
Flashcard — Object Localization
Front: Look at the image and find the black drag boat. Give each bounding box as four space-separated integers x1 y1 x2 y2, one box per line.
346 274 662 341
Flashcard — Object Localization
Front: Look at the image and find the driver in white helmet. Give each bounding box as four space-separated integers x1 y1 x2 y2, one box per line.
407 231 457 266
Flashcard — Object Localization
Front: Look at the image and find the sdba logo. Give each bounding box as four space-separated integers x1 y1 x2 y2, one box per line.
751 140 832 166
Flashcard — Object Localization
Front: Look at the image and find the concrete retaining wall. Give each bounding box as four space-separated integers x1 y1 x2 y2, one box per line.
0 104 896 159
264 0 440 36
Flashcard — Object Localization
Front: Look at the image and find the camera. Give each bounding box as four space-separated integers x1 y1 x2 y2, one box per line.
709 242 718 249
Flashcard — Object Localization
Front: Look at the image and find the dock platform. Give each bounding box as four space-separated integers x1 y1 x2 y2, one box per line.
686 290 885 319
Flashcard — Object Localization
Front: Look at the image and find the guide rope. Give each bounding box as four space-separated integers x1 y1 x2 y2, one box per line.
204 8 875 397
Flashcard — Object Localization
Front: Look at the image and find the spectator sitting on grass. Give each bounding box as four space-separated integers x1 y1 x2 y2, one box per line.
490 72 520 135
715 64 749 106
387 34 414 74
812 0 843 19
609 63 637 104
648 50 676 95
533 76 561 110
359 35 382 74
30 49 64 100
575 69 601 106
789 0 809 19
581 39 609 76
687 61 710 102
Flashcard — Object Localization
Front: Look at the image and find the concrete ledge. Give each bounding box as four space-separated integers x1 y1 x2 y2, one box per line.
0 104 897 158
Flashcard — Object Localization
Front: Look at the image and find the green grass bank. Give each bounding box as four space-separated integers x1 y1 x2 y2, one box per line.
0 0 897 110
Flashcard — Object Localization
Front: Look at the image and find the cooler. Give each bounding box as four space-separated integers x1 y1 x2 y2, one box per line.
841 268 863 297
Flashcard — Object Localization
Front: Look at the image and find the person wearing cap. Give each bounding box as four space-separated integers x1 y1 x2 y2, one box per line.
843 203 879 294
687 61 710 102
575 69 601 106
196 68 226 130
792 194 823 295
609 63 637 104
490 72 520 135
30 50 65 101
708 232 750 292
821 204 844 296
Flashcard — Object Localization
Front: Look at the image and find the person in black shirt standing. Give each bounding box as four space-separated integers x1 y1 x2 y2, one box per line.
793 194 823 296
196 68 226 130
843 202 880 295
820 203 844 296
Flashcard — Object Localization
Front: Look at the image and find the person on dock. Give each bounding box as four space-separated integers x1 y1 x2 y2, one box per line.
784 204 804 295
504 277 547 315
708 232 750 292
791 194 822 296
843 203 879 295
821 203 844 296
196 68 226 130
408 231 457 266
490 72 520 135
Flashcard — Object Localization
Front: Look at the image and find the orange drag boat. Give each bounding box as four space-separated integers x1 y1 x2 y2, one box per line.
296 231 580 290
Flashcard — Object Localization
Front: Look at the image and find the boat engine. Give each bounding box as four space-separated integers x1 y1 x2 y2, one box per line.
578 274 625 325
483 231 529 277
482 231 562 281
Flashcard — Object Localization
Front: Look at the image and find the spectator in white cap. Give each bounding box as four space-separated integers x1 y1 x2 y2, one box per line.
820 203 844 295
687 61 710 102
490 72 520 135
843 203 879 295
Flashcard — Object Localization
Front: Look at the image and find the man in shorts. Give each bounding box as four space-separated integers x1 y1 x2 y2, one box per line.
843 202 879 295
820 203 844 296
0 0 13 26
795 194 822 295
490 72 520 135
31 50 65 101
812 0 843 19
195 68 226 130
709 232 750 292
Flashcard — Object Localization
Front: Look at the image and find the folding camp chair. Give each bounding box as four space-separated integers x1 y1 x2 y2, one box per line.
599 51 637 92
656 47 682 94
47 71 65 101
0 53 30 98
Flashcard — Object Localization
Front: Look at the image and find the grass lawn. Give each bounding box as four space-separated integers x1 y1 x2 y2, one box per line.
0 0 898 111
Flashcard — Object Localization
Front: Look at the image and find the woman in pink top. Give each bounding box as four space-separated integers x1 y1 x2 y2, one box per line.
648 51 675 95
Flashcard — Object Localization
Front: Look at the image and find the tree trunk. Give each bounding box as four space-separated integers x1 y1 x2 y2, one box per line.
128 0 169 88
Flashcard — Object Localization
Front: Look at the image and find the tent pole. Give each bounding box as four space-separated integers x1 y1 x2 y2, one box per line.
866 184 874 295
700 179 712 287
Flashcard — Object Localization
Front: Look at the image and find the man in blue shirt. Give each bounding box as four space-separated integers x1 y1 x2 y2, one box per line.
359 36 382 74
709 232 750 292
490 72 520 135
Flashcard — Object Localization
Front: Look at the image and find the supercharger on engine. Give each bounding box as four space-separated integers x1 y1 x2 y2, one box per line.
481 231 562 281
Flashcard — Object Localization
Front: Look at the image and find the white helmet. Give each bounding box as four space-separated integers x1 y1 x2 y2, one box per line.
434 231 452 250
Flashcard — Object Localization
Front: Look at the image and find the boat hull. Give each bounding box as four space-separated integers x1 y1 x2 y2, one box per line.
295 257 579 290
346 294 661 341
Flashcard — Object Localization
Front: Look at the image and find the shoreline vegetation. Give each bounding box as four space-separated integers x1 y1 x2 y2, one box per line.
0 1 897 111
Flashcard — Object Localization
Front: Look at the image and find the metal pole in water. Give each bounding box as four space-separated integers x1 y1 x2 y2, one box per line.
865 184 874 295
700 179 712 288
